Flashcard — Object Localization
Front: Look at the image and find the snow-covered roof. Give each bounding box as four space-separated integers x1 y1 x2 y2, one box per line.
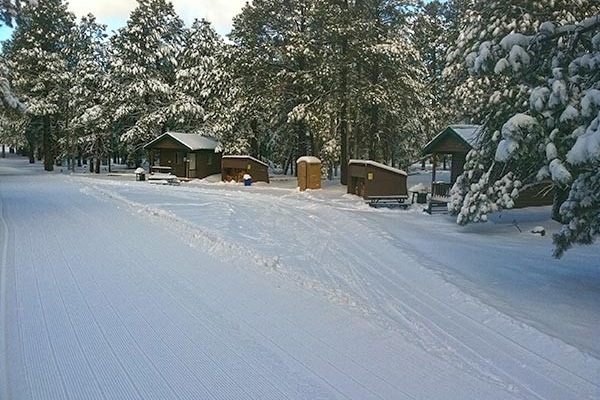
449 125 481 144
348 159 407 176
144 132 218 151
222 155 268 167
422 124 482 155
296 156 321 164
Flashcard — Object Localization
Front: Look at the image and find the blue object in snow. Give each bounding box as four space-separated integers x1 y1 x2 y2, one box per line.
243 173 252 186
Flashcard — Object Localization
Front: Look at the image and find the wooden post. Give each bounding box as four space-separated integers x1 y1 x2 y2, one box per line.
431 153 437 193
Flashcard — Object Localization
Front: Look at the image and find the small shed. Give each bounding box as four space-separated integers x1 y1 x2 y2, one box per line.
421 125 481 199
144 132 221 179
347 160 408 200
297 156 321 191
221 155 270 183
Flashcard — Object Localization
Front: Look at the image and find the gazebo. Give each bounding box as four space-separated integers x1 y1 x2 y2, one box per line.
421 125 481 199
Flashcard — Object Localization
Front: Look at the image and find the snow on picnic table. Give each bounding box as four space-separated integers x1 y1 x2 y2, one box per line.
1 155 599 400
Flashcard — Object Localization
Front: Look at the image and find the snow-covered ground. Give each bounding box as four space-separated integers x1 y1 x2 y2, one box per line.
1 154 599 400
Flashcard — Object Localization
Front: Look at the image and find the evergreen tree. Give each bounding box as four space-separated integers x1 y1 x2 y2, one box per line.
66 14 109 172
106 0 184 158
3 0 75 170
0 0 37 27
173 18 227 136
445 1 600 256
228 0 429 176
413 0 459 136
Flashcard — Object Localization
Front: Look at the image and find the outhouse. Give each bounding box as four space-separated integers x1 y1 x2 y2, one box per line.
347 160 408 200
221 155 270 183
297 156 321 191
143 132 221 179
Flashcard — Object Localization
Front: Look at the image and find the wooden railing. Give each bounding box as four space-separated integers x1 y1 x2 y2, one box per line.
431 182 452 199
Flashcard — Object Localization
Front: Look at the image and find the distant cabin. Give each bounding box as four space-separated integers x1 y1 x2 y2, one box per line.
144 132 221 179
221 155 270 183
347 159 408 200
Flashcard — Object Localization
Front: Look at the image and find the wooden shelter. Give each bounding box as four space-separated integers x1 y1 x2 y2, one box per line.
347 160 408 205
144 132 221 179
221 155 270 183
297 156 321 191
421 125 481 200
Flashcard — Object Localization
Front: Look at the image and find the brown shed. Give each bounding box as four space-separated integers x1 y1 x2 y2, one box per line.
347 160 408 200
144 132 221 179
221 155 270 183
297 156 321 191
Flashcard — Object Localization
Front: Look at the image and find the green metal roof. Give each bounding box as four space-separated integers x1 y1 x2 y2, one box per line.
421 125 481 155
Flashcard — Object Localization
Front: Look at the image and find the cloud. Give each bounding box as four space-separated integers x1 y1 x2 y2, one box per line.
67 0 248 35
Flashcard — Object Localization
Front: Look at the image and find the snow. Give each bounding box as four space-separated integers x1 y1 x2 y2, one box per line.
348 159 407 176
495 114 538 162
296 156 321 164
1 155 599 400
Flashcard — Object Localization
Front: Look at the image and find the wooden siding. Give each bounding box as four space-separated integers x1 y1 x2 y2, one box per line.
221 156 269 183
347 161 407 199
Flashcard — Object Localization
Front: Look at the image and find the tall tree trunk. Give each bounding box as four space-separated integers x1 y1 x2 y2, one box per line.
551 185 569 222
339 0 350 185
43 116 54 172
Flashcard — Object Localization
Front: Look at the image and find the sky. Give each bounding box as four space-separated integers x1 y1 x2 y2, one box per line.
68 0 249 36
0 0 249 40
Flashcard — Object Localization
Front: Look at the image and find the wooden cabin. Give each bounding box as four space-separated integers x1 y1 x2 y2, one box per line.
221 155 270 183
144 132 221 179
347 160 408 204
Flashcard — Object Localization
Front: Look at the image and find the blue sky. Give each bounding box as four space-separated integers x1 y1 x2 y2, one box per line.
0 0 248 41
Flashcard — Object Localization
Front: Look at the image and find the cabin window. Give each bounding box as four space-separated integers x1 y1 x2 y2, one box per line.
175 152 184 164
207 154 213 165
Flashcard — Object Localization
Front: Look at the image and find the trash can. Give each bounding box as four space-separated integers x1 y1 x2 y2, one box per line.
135 167 146 181
417 192 427 204
243 173 252 186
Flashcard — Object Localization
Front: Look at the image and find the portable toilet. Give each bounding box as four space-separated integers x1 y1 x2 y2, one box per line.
297 156 321 191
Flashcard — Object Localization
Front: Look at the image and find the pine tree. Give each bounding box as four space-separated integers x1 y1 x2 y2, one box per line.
444 1 600 256
106 0 184 157
228 0 430 176
3 0 75 171
173 18 227 136
0 0 38 27
66 14 109 172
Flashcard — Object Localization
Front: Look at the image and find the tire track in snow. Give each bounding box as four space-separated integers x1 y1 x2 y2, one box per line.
366 216 600 386
78 181 500 399
76 178 598 400
167 186 595 400
78 181 378 399
309 206 599 400
0 190 10 400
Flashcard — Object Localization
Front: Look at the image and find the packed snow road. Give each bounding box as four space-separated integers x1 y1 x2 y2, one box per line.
1 156 599 400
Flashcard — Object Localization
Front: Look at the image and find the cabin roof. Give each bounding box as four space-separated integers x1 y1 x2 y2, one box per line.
422 125 482 155
144 132 218 151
